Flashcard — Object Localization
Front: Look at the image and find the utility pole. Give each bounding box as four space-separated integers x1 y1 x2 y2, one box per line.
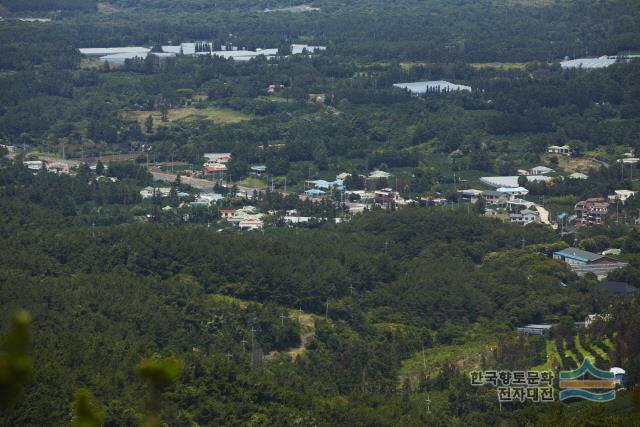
241 338 247 352
226 352 232 360
325 298 329 320
280 312 285 326
349 283 354 296
521 237 525 250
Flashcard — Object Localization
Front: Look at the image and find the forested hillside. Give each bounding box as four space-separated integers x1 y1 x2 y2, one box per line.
0 161 638 424
1 0 640 425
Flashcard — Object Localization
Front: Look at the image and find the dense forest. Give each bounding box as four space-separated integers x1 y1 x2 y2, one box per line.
1 0 640 425
0 160 639 425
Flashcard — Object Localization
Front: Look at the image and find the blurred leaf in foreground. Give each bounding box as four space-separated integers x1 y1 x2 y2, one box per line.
0 310 33 407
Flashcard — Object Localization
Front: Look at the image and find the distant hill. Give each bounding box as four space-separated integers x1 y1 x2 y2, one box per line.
101 0 307 11
0 0 97 12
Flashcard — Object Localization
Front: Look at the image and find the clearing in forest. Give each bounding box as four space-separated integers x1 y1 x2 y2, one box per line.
124 107 252 129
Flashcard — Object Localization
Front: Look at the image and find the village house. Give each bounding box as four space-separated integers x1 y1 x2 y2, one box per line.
1 144 16 154
575 198 609 225
267 83 286 93
507 198 535 212
608 190 636 205
239 217 264 231
368 170 392 179
547 145 572 156
374 189 405 208
47 162 71 175
250 165 267 175
304 188 327 198
346 202 367 214
306 179 344 191
529 165 554 176
219 209 237 219
497 186 529 197
204 153 232 163
509 209 539 224
309 93 327 104
432 197 448 206
568 172 588 180
458 189 483 200
203 162 227 176
23 160 45 171
220 206 264 230
517 324 554 336
140 187 173 199
481 190 509 205
196 192 224 205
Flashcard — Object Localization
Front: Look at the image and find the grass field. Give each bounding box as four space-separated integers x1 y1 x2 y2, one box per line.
237 177 268 189
124 106 252 129
80 58 103 70
398 323 503 385
542 154 602 173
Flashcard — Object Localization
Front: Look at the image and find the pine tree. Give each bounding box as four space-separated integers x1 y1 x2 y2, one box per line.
145 114 154 133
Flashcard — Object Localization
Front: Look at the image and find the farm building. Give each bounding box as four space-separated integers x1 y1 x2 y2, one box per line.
291 44 326 54
480 175 551 188
553 247 628 278
79 47 150 57
393 80 471 94
560 56 617 69
99 52 146 64
517 324 553 336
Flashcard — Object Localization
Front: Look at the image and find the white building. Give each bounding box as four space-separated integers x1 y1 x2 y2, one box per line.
393 80 471 94
368 170 391 179
496 187 529 196
568 172 588 180
23 160 44 171
560 56 617 69
204 153 232 163
608 190 636 204
291 44 326 54
79 47 150 57
530 166 554 175
547 145 571 156
99 52 147 64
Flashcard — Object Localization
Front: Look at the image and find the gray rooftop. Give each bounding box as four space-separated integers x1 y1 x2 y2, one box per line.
555 247 603 262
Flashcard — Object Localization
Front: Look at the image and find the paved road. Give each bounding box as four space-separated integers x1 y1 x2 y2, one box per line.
149 168 269 196
150 170 218 191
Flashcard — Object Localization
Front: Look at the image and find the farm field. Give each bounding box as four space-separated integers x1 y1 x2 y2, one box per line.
124 106 253 129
